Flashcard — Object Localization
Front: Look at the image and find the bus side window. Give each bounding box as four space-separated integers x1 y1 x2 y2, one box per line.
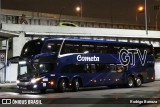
82 45 89 53
90 64 96 73
42 40 62 53
61 64 87 73
110 64 116 72
108 43 120 54
146 46 153 55
39 63 54 73
96 64 108 72
103 46 108 53
74 64 86 73
96 43 108 54
61 65 71 73
96 64 113 73
105 64 110 72
61 41 81 54
84 64 90 73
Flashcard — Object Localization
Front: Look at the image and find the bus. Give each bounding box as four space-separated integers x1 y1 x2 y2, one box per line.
16 38 155 93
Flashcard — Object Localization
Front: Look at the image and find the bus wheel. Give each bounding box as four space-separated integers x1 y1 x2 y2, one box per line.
72 78 80 92
127 76 134 88
135 77 142 87
58 79 66 93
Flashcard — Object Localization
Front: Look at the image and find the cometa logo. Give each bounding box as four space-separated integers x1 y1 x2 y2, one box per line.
77 55 100 62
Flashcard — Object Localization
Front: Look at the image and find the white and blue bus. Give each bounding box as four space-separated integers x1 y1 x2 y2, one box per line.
16 38 155 93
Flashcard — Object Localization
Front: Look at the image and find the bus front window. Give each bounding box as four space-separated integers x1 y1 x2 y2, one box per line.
19 65 27 75
21 40 43 57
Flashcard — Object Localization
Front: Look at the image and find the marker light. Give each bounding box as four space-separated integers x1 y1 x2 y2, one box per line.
31 78 41 84
50 81 54 86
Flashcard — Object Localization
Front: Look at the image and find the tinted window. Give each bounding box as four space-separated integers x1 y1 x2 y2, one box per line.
108 43 121 54
61 41 97 54
61 63 119 73
61 41 81 54
21 40 43 57
61 64 86 73
96 64 110 72
96 43 108 53
39 63 55 73
82 44 95 53
42 40 62 53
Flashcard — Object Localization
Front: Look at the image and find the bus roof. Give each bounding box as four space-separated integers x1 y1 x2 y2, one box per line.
43 38 151 47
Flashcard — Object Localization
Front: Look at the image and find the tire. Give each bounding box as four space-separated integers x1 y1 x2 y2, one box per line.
58 79 66 93
72 78 80 92
135 77 142 87
127 76 135 88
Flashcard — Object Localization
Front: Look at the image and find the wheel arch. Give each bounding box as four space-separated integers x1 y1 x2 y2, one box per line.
72 76 83 87
57 76 70 88
136 74 143 83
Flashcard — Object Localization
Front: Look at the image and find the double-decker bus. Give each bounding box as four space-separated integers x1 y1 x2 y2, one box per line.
16 38 155 93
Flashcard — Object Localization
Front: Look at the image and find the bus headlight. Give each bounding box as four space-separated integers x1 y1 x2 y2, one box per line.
19 61 26 65
31 78 41 84
16 80 20 84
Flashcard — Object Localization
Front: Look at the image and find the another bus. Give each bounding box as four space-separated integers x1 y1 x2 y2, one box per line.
16 38 155 93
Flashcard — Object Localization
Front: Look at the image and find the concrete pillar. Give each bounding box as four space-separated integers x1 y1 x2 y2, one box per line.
13 32 26 56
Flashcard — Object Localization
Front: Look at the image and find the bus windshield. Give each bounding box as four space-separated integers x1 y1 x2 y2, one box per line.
18 63 55 76
21 40 44 57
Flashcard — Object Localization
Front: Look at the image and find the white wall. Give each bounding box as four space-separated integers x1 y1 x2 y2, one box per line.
6 64 18 82
13 32 30 56
155 61 160 80
0 63 5 82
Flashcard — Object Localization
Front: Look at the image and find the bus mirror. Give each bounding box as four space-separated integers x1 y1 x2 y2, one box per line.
116 65 124 73
8 56 21 63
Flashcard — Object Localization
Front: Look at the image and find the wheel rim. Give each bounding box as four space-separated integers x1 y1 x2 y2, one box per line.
62 81 66 90
75 81 79 89
128 78 134 87
137 78 141 86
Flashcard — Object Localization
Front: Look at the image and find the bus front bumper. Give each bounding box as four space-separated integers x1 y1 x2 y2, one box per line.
17 82 56 92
